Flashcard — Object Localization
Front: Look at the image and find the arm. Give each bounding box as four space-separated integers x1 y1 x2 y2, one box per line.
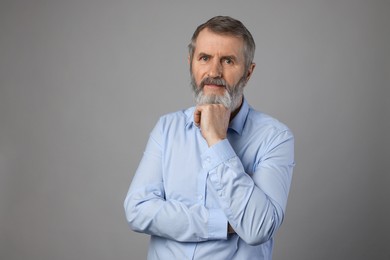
123 119 228 242
195 104 295 245
205 133 294 245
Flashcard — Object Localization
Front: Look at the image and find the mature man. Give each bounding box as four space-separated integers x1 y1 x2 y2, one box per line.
124 16 295 259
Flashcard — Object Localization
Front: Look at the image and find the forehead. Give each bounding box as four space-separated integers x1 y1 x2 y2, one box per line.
194 28 245 58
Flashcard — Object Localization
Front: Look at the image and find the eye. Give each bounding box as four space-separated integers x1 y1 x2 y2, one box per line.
223 58 233 65
200 55 209 62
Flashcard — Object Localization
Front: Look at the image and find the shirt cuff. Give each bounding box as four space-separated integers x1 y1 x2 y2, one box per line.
208 208 228 240
201 139 236 171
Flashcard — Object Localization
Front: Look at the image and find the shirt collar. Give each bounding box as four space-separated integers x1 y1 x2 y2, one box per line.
229 98 249 135
185 98 249 136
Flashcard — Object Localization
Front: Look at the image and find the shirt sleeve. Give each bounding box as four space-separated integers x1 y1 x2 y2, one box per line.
124 119 228 242
205 130 295 246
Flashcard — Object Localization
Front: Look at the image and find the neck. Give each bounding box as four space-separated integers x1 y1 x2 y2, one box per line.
230 97 243 121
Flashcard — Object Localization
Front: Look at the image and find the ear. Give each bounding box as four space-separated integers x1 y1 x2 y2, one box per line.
246 63 256 82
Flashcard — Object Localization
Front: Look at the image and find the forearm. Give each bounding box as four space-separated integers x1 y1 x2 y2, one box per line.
208 162 283 245
124 182 228 242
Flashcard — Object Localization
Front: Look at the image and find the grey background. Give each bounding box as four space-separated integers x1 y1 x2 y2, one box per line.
1 0 389 259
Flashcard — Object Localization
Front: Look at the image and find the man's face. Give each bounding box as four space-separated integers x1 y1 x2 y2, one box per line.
190 28 254 111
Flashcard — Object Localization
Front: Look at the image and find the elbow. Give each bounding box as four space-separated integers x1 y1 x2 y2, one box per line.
242 229 274 246
124 196 143 232
123 186 165 234
124 210 138 232
240 211 282 246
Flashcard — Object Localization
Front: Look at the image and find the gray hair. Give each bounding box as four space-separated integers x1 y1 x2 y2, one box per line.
188 16 256 71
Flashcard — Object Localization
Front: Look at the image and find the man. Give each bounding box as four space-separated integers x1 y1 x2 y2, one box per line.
124 16 295 259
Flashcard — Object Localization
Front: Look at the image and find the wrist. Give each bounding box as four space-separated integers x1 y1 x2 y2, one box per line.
207 137 224 147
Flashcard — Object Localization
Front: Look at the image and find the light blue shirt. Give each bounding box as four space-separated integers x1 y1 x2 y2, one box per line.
124 99 295 259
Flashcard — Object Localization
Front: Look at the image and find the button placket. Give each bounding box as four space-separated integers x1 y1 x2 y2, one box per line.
196 168 207 205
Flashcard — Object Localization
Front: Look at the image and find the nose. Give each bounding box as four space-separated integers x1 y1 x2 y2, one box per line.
208 60 222 78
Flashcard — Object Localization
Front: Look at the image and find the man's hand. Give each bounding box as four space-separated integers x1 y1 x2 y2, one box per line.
228 223 236 234
194 104 231 147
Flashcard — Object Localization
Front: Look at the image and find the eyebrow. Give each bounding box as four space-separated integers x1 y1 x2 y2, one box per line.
221 55 237 61
197 52 238 61
197 52 210 58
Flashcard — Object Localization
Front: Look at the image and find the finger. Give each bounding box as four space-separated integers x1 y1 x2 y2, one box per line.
194 107 202 126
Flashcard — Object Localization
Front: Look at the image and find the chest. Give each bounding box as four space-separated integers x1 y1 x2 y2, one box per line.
161 128 258 205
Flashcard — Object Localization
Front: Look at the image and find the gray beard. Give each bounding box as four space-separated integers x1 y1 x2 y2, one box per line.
191 75 246 112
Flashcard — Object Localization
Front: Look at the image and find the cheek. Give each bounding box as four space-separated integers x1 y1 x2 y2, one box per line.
225 74 239 87
232 69 246 82
192 67 206 83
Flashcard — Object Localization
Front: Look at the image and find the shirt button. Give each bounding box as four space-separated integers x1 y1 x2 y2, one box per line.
199 195 203 200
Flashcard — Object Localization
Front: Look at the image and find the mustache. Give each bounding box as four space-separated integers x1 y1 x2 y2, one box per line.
200 77 227 88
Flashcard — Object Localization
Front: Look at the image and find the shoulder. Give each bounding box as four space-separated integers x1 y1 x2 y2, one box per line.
245 107 294 163
246 106 293 138
155 107 195 131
